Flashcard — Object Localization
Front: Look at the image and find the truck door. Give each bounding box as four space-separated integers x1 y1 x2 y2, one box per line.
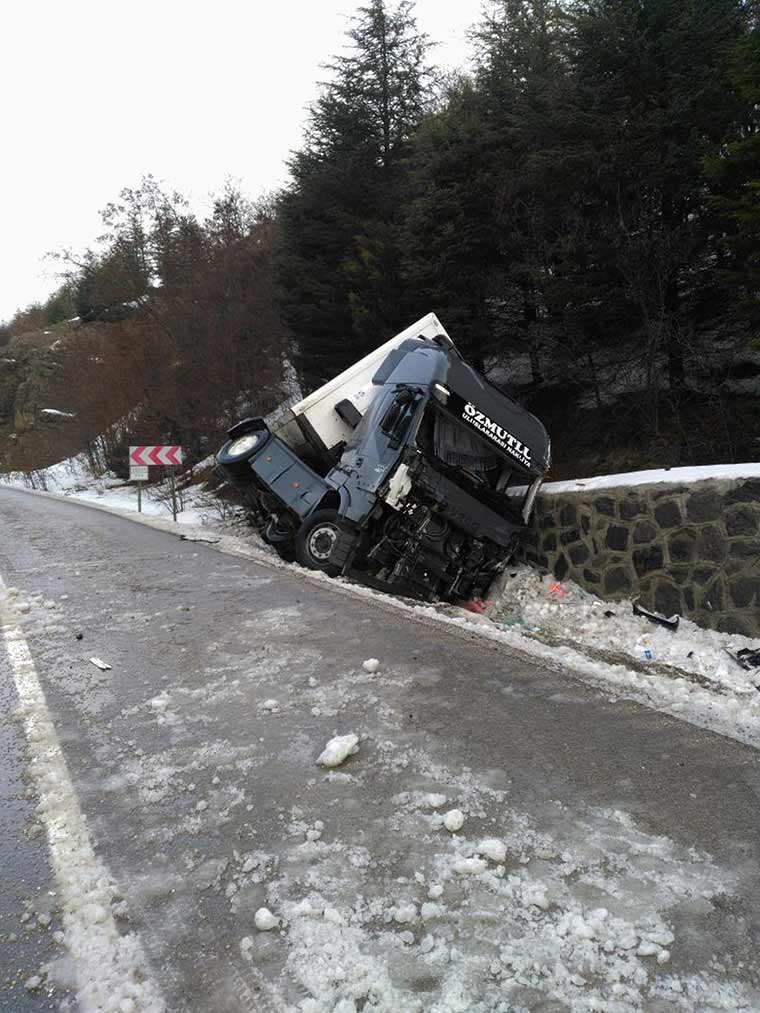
351 389 420 494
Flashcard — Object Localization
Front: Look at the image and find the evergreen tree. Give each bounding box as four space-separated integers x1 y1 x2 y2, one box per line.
707 6 760 327
277 1 429 386
567 0 748 396
402 1 572 376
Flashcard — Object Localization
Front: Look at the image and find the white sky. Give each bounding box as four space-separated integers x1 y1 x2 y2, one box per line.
0 0 483 322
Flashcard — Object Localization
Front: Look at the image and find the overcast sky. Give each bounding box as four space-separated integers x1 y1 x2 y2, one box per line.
0 0 484 322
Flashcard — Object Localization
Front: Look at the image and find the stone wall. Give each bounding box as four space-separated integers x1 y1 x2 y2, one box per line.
523 477 760 636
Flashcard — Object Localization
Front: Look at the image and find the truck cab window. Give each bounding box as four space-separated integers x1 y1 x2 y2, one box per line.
380 391 417 446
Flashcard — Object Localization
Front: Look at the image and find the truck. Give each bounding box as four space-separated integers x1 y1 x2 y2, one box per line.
215 313 551 602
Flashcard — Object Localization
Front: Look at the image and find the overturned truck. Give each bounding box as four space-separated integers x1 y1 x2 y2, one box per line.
216 314 551 602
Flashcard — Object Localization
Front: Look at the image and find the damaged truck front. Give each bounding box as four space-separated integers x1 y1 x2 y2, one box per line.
216 313 551 602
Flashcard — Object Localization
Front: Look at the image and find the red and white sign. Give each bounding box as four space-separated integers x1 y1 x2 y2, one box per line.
129 445 183 467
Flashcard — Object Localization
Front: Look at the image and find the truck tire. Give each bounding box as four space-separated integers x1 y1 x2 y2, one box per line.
295 510 342 576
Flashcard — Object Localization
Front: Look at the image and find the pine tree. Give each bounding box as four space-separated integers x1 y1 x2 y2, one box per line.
567 0 749 395
277 1 429 387
402 2 572 377
707 8 760 327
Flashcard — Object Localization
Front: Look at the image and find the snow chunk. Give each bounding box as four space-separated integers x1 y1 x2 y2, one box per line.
258 698 279 712
254 907 279 931
443 809 465 832
426 793 447 808
391 903 417 924
478 838 507 863
317 733 359 768
149 691 169 710
362 657 380 673
421 902 444 921
453 857 487 876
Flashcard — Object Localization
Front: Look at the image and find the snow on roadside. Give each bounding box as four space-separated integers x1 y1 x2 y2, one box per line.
481 566 760 739
539 462 760 495
1 453 207 525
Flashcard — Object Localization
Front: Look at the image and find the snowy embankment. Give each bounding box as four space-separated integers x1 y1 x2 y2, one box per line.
1 454 209 525
3 453 760 750
539 462 760 495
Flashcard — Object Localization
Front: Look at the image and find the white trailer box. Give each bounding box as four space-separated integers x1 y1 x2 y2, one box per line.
273 312 450 454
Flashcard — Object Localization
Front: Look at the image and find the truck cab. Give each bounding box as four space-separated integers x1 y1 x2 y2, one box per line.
216 314 550 602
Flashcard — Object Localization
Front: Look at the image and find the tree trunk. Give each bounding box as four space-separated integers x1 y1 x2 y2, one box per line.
665 274 685 389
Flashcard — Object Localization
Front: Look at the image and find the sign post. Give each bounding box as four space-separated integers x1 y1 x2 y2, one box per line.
129 446 184 520
170 468 177 523
129 464 149 512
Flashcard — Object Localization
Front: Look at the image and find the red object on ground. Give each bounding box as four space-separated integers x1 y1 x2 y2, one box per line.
462 600 486 614
548 582 568 599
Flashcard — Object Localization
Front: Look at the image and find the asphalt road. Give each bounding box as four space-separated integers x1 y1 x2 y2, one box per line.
1 486 759 1012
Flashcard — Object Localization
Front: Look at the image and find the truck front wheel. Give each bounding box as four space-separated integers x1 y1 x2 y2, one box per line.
295 510 342 576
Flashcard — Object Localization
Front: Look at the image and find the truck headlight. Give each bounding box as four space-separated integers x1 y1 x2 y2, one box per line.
227 434 260 457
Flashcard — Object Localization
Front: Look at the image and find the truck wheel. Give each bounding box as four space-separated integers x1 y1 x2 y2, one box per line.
295 510 342 576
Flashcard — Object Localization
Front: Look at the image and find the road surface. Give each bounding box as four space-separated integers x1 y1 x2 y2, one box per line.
1 486 759 1012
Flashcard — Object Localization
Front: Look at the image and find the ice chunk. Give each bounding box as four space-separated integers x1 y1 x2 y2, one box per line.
317 733 359 767
259 699 279 712
478 838 507 863
426 793 447 808
392 903 417 924
362 658 380 673
443 809 464 832
254 907 279 931
421 902 443 921
453 857 487 875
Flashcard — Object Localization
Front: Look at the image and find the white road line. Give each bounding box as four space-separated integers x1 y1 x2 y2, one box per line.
0 575 165 1013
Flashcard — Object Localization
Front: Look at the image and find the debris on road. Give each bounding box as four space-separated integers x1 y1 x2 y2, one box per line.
258 698 279 712
317 733 359 768
88 657 112 671
179 533 221 544
725 647 760 673
75 631 83 640
362 658 380 674
632 598 680 630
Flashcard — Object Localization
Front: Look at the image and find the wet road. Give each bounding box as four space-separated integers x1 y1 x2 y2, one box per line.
1 486 759 1012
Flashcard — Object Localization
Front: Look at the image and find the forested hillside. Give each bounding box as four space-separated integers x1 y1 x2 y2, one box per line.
2 0 759 481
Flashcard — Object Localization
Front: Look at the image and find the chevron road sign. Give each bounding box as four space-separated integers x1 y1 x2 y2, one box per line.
129 445 184 520
129 445 183 467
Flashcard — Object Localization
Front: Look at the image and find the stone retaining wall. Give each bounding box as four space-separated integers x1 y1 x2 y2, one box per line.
523 477 760 636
